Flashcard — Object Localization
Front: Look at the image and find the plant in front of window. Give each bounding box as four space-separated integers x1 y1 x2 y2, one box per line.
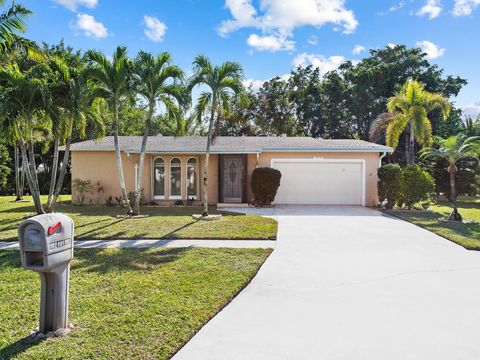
72 178 93 205
188 55 245 217
251 167 282 207
377 164 402 209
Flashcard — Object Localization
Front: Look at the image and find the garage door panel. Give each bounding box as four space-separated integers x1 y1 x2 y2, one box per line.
272 160 364 205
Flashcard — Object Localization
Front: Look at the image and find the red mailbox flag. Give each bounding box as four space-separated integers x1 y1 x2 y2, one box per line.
48 221 62 236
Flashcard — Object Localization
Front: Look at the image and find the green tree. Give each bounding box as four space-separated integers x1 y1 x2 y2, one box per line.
132 51 184 215
462 114 480 137
0 142 10 192
385 80 450 164
188 55 244 216
0 0 31 51
0 63 51 213
421 135 480 221
86 46 135 214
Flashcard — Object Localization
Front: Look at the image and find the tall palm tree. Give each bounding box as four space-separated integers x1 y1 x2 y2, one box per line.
421 135 480 221
45 53 96 212
370 80 451 164
0 63 51 214
462 114 480 137
0 0 31 51
86 46 134 214
132 51 184 215
188 55 244 216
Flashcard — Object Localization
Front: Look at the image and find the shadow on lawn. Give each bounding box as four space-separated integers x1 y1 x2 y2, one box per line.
72 247 191 273
0 334 45 360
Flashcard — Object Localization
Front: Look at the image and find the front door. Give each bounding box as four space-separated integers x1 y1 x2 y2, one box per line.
223 156 243 202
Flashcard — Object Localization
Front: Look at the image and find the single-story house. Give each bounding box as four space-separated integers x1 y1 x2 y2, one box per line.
68 136 392 206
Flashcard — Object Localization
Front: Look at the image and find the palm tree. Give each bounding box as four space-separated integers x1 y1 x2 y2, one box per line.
370 80 450 164
44 52 95 212
0 0 31 51
188 55 244 216
462 114 480 137
421 135 480 221
131 51 184 215
86 46 135 214
0 63 51 214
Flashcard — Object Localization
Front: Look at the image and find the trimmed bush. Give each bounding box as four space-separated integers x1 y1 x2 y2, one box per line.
378 164 402 209
400 165 435 209
251 167 282 206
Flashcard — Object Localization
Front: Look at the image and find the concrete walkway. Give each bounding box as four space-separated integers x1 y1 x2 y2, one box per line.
173 205 480 360
0 238 275 250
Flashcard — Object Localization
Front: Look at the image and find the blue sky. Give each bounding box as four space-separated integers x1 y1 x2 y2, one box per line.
21 0 480 117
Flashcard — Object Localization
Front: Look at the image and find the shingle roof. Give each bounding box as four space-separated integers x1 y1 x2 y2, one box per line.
66 136 392 153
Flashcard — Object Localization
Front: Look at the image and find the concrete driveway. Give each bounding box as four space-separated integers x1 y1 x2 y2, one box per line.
173 206 480 360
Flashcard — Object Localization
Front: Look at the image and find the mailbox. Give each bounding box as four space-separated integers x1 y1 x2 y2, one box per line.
19 213 74 334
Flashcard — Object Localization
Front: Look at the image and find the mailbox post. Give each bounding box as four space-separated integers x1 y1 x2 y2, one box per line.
18 213 74 334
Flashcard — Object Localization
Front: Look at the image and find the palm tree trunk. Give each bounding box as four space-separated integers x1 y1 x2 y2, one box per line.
202 100 216 217
133 102 153 215
14 143 22 201
19 150 25 199
447 168 462 222
113 100 133 215
408 125 415 165
46 136 59 211
49 119 73 211
19 139 44 214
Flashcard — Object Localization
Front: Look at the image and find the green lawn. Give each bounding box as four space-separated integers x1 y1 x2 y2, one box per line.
385 197 480 250
0 247 271 359
0 196 277 241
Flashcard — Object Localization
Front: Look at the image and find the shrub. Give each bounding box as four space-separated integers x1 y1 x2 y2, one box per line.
72 178 93 205
251 167 282 206
377 164 402 209
400 165 435 209
105 195 115 207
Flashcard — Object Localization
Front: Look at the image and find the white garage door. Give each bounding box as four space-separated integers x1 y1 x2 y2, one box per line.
271 159 365 205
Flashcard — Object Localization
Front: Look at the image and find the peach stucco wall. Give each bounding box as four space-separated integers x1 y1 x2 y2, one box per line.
71 151 219 205
71 150 381 206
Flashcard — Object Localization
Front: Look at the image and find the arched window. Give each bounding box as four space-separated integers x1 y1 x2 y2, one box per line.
153 158 165 199
170 157 182 198
186 158 198 199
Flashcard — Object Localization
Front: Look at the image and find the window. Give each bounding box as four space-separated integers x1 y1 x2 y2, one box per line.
153 158 165 198
186 158 198 199
170 157 182 198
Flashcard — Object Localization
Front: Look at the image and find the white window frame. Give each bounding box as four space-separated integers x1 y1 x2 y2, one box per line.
185 157 199 200
169 157 182 200
152 156 166 200
270 158 366 206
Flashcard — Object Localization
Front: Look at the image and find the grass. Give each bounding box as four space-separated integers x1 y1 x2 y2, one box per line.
385 196 480 250
0 247 272 359
0 196 277 241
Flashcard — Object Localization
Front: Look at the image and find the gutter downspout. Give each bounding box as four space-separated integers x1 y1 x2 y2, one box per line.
379 151 387 167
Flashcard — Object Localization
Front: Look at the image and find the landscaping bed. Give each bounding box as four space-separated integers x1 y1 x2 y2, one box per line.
385 197 480 250
0 196 277 241
0 247 272 359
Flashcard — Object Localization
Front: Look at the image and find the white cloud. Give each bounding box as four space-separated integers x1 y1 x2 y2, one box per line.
219 0 357 52
417 0 442 19
462 102 480 118
453 0 480 15
247 33 295 52
387 43 397 48
416 40 445 59
379 0 405 15
243 79 265 92
308 35 318 45
293 53 345 75
72 13 108 39
143 16 167 42
352 44 366 55
53 0 98 11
